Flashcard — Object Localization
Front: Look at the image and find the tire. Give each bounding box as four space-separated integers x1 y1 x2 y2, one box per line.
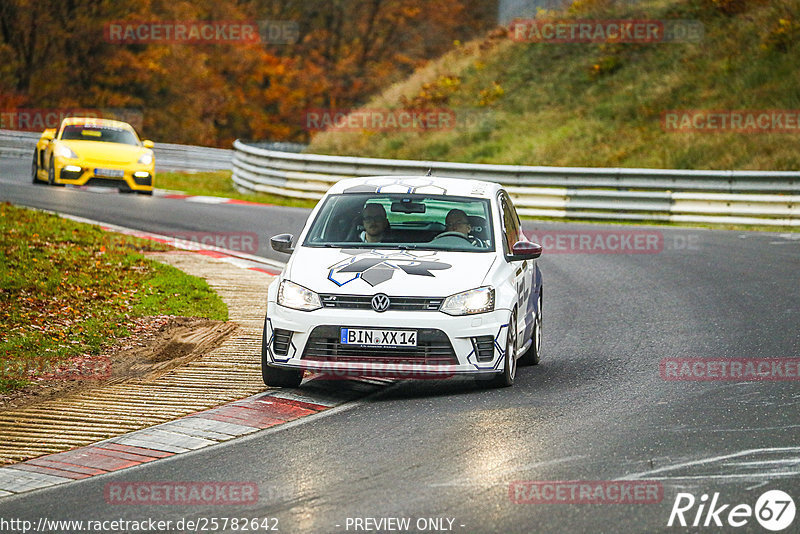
486 311 517 388
136 190 153 196
47 157 64 187
31 151 40 184
518 287 542 366
47 157 55 185
261 319 303 388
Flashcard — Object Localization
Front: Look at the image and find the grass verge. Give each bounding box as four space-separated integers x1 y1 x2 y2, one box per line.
308 0 800 171
157 170 317 209
0 203 228 394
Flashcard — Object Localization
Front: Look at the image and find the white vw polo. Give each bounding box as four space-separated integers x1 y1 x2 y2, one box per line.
262 176 543 388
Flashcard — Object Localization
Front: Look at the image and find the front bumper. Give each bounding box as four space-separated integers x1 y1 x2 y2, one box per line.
53 157 154 191
264 302 511 377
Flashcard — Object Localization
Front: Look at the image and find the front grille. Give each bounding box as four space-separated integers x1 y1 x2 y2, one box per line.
319 294 443 311
272 329 293 356
133 174 152 186
471 336 495 362
86 177 126 189
59 168 83 180
302 326 457 365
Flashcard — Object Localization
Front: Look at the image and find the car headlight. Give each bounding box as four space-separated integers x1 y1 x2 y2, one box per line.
277 280 321 311
137 152 153 165
440 286 495 316
54 145 78 159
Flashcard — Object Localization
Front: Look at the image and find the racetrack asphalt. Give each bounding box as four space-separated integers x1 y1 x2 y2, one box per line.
1 154 799 533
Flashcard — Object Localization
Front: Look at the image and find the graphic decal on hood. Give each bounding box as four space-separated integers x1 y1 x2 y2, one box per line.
327 249 452 287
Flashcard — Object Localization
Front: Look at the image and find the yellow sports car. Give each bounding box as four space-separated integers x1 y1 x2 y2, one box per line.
32 117 155 195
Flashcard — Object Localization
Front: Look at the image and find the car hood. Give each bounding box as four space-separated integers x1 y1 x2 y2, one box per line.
286 247 497 296
59 140 148 164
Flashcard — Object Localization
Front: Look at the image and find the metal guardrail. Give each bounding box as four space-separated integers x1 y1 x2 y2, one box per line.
241 140 308 153
0 129 233 172
232 139 799 226
2 129 796 226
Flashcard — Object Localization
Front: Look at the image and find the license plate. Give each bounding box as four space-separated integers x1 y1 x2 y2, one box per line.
95 168 124 178
340 328 417 347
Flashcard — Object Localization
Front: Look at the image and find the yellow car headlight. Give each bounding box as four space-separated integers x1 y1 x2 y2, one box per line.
138 152 153 165
54 145 78 159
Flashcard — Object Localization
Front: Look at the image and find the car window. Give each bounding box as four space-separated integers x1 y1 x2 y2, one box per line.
59 125 140 146
498 192 522 255
303 193 494 252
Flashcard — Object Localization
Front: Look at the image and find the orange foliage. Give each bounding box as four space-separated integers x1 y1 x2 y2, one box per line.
0 0 496 146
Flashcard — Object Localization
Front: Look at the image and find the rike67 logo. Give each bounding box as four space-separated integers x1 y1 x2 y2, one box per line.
668 490 796 531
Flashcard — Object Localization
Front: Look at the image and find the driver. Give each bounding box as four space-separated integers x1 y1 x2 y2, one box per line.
445 209 472 235
440 209 485 247
360 203 390 243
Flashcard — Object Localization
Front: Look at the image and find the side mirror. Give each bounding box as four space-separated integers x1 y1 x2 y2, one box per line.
41 128 56 141
270 233 294 254
509 240 542 261
142 140 154 149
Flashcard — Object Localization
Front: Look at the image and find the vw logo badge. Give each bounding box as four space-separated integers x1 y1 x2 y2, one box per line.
371 293 390 312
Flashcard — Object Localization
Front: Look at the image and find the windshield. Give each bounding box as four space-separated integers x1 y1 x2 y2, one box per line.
303 193 494 252
59 125 140 146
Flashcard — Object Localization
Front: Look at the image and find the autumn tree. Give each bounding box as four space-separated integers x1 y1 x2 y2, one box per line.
0 0 497 145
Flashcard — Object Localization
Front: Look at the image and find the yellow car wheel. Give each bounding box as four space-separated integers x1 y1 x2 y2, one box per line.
31 152 40 184
47 157 64 187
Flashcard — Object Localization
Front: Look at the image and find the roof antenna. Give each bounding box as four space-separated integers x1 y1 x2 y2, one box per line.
425 168 432 176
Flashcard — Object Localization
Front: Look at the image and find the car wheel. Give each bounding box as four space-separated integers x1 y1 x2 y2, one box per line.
518 288 542 366
47 158 55 185
137 190 153 196
31 152 40 184
261 319 303 388
486 311 517 388
47 157 64 187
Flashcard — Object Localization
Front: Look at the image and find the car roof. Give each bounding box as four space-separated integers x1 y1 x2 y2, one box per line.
325 175 502 199
60 117 134 130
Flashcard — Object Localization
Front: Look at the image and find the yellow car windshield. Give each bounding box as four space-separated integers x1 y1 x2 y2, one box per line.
60 125 139 146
